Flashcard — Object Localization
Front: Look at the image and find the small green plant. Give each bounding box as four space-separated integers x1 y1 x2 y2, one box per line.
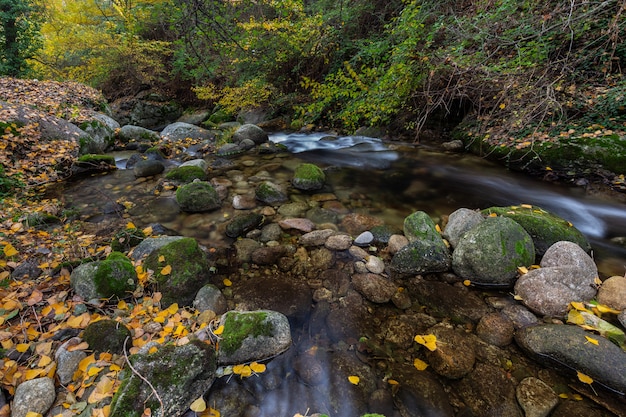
0 164 24 198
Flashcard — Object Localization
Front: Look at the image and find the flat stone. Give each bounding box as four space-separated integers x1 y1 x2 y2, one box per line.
516 377 559 417
279 218 316 233
325 233 353 250
11 377 56 417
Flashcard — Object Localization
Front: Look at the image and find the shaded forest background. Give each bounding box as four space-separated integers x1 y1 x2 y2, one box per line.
1 0 625 146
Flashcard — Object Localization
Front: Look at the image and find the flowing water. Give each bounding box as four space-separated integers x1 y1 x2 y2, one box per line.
51 133 626 416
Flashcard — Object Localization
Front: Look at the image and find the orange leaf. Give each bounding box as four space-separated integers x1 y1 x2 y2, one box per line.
250 362 266 373
577 371 593 385
160 265 172 275
27 289 43 306
413 358 428 371
414 334 437 351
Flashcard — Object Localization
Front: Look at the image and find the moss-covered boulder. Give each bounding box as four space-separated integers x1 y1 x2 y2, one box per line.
292 163 326 191
109 340 216 417
452 216 535 286
111 227 146 252
390 239 451 275
481 205 590 256
255 181 288 205
70 252 138 301
83 319 131 354
217 310 292 365
165 165 207 183
403 211 442 243
175 181 221 212
73 154 117 175
143 237 213 307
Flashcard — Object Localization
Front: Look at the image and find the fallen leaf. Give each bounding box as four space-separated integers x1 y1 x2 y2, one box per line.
348 375 360 385
250 362 266 373
585 335 599 346
577 371 593 384
160 265 172 275
413 358 428 371
3 243 18 257
190 397 207 412
414 334 437 351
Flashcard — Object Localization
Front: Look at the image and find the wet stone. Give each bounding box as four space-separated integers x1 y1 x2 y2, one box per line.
597 275 626 310
387 234 409 254
351 273 397 303
476 312 515 346
299 229 335 246
232 194 257 210
325 233 353 250
365 255 385 274
458 363 523 417
348 245 368 260
354 231 374 246
11 377 56 417
425 324 476 379
516 377 559 417
278 217 316 232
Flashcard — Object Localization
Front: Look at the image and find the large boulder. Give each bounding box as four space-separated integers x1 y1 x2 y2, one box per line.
160 121 215 142
70 252 138 301
443 208 484 248
143 237 213 307
109 340 216 417
452 216 535 286
79 112 118 153
482 205 590 256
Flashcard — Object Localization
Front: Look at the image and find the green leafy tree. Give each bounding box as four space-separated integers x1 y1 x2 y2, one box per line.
0 0 42 76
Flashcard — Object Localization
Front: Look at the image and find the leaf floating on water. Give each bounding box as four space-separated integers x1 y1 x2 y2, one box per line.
413 358 428 371
414 334 437 351
348 375 360 385
577 371 593 385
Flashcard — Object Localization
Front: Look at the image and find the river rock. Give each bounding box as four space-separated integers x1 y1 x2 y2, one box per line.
476 312 515 346
300 229 335 246
260 222 282 242
515 241 598 317
482 205 590 256
232 124 269 145
425 324 476 379
251 245 289 265
117 125 160 143
306 206 338 224
292 163 326 190
232 194 257 209
389 364 455 417
143 237 214 307
515 324 626 394
70 252 138 301
409 280 490 322
515 377 559 417
160 121 215 142
133 159 164 177
232 274 312 324
387 234 409 254
109 340 216 417
193 284 228 314
225 213 264 238
598 275 626 310
176 181 221 212
457 363 523 417
442 207 484 248
217 310 292 364
351 273 397 303
502 304 539 329
255 181 288 205
452 216 535 286
277 201 309 217
129 236 184 260
165 165 207 183
326 294 369 342
11 377 56 417
390 239 451 275
365 255 385 274
80 112 117 153
340 213 384 235
323 351 377 417
233 238 262 263
354 231 374 246
278 217 316 233
325 233 353 250
403 210 442 243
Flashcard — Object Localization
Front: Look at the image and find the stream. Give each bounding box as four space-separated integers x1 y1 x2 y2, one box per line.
52 132 626 416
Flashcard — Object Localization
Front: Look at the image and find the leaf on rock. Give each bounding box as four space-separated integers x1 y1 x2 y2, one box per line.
190 397 207 413
413 358 428 371
348 375 360 385
414 334 437 351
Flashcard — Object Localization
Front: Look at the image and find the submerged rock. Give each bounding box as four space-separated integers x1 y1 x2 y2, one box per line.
176 181 221 212
292 163 326 191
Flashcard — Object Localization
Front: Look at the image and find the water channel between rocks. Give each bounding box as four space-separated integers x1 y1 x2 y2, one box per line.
48 133 626 416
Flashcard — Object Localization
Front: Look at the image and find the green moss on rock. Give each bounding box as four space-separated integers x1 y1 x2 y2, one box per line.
93 252 137 298
220 311 273 355
143 237 213 307
292 163 326 191
77 154 116 166
175 181 221 212
111 228 146 252
481 205 590 256
165 165 207 183
83 319 131 354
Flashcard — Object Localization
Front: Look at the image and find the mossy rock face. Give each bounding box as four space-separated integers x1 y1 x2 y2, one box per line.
165 165 207 183
76 154 116 167
452 216 535 286
176 181 221 212
111 228 146 252
403 211 442 243
109 340 216 417
292 163 326 191
217 310 292 365
143 237 213 307
93 252 138 298
255 181 288 205
481 205 590 256
83 319 131 354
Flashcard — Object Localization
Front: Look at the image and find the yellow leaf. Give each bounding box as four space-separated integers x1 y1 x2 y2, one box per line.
232 364 245 375
558 393 569 399
413 358 428 371
148 346 158 354
142 226 153 236
223 278 232 287
3 243 18 257
499 103 506 109
158 255 165 263
38 355 53 367
570 301 587 311
348 375 360 385
213 325 224 335
572 394 583 401
15 343 30 353
167 303 179 314
414 334 437 351
387 379 399 385
520 204 533 209
208 408 220 417
160 265 172 275
190 397 207 413
585 335 599 346
462 280 471 287
88 375 115 404
577 371 593 385
24 368 43 380
25 412 42 417
517 266 528 274
117 300 128 310
545 166 553 171
87 366 103 377
250 362 266 373
594 303 620 314
126 222 136 229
